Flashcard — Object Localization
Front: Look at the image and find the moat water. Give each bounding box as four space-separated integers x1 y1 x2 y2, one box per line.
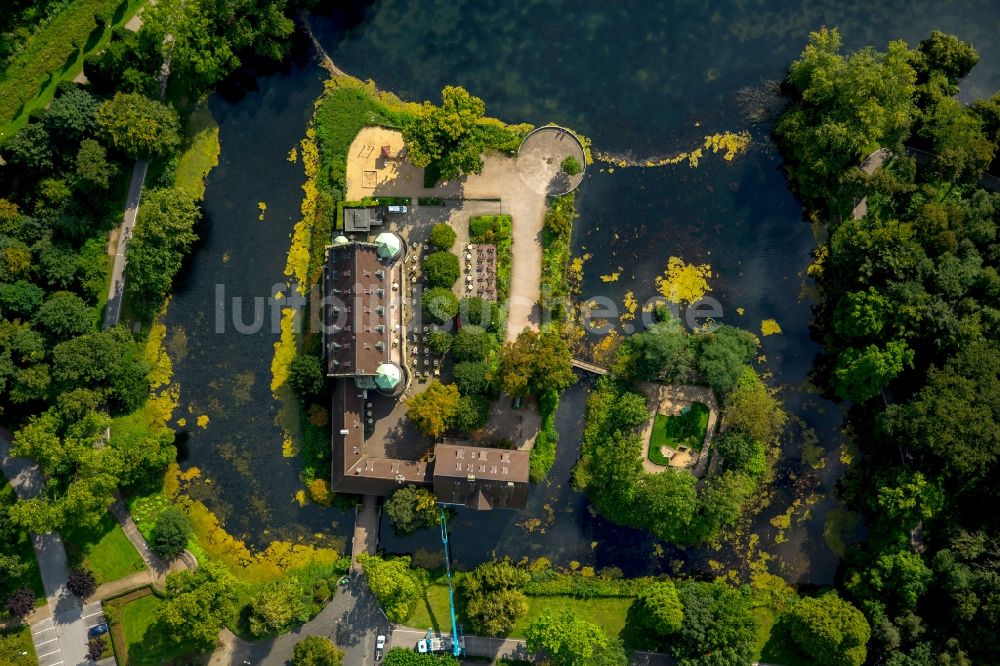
165 0 1000 581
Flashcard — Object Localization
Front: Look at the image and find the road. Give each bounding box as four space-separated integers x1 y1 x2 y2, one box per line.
216 573 390 666
103 159 148 329
1 430 99 666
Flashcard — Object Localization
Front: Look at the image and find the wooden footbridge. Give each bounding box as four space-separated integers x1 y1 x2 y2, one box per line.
571 358 609 376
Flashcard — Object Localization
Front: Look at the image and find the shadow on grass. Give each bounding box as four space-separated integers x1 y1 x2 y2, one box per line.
621 599 662 652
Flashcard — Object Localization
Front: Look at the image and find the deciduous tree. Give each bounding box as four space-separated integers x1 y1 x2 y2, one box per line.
406 381 460 438
786 593 871 666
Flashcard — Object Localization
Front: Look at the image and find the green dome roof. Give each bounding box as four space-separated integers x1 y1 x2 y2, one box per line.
332 235 349 246
375 232 402 260
375 362 402 390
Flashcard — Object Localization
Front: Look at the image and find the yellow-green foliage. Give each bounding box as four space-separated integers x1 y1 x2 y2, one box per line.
270 307 297 394
283 132 320 293
656 256 712 304
164 464 339 584
595 130 751 169
174 102 220 200
760 319 783 336
0 0 143 135
144 321 172 390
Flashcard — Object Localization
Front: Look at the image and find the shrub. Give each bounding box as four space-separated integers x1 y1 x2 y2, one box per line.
152 506 191 560
429 223 456 250
67 568 96 598
4 587 34 618
86 636 107 661
560 155 582 176
423 251 460 288
248 579 308 637
293 635 343 665
459 296 501 331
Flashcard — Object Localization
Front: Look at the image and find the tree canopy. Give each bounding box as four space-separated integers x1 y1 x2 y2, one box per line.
403 86 488 182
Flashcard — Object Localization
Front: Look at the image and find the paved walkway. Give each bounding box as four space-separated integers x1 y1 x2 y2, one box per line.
103 159 147 328
1 429 91 666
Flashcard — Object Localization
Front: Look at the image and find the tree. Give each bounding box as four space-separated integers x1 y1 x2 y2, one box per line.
636 581 684 636
67 568 96 598
462 560 530 637
775 27 916 211
498 327 576 398
158 561 236 645
124 188 199 310
716 429 766 477
696 325 757 398
915 31 979 84
452 361 492 396
52 326 150 412
44 88 99 142
356 553 425 623
4 123 54 173
723 375 787 444
919 97 995 183
384 485 439 536
406 381 460 438
96 92 181 158
423 251 460 288
248 579 307 637
525 610 624 666
74 139 117 191
0 280 45 319
152 506 191 560
671 581 757 666
403 86 488 182
450 394 490 432
4 587 34 619
293 635 344 666
561 156 582 176
833 339 913 402
33 292 93 342
289 354 326 400
786 593 871 666
833 288 890 340
422 287 459 325
452 325 492 362
429 223 456 250
618 317 694 382
427 330 453 356
866 550 933 611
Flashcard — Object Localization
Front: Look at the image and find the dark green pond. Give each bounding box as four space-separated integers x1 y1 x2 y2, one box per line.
168 0 1000 580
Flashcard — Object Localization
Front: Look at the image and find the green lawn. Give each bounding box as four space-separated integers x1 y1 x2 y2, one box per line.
0 625 36 665
0 0 146 138
63 514 146 585
648 402 710 465
120 594 198 665
0 483 45 600
407 585 642 646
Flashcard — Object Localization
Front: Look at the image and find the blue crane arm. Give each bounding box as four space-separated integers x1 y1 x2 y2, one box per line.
439 508 463 657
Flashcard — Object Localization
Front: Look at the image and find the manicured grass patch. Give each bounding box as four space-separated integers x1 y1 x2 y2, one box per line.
512 596 635 642
63 513 145 585
174 101 221 200
407 585 640 646
648 402 710 465
0 0 145 138
0 625 36 665
120 594 201 665
0 482 45 602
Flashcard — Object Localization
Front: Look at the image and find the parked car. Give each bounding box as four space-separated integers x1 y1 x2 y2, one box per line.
88 622 109 638
387 205 408 213
375 634 386 661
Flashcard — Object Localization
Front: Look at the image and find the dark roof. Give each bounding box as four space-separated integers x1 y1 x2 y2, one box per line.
344 206 385 233
323 242 400 377
329 380 432 495
432 443 530 510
